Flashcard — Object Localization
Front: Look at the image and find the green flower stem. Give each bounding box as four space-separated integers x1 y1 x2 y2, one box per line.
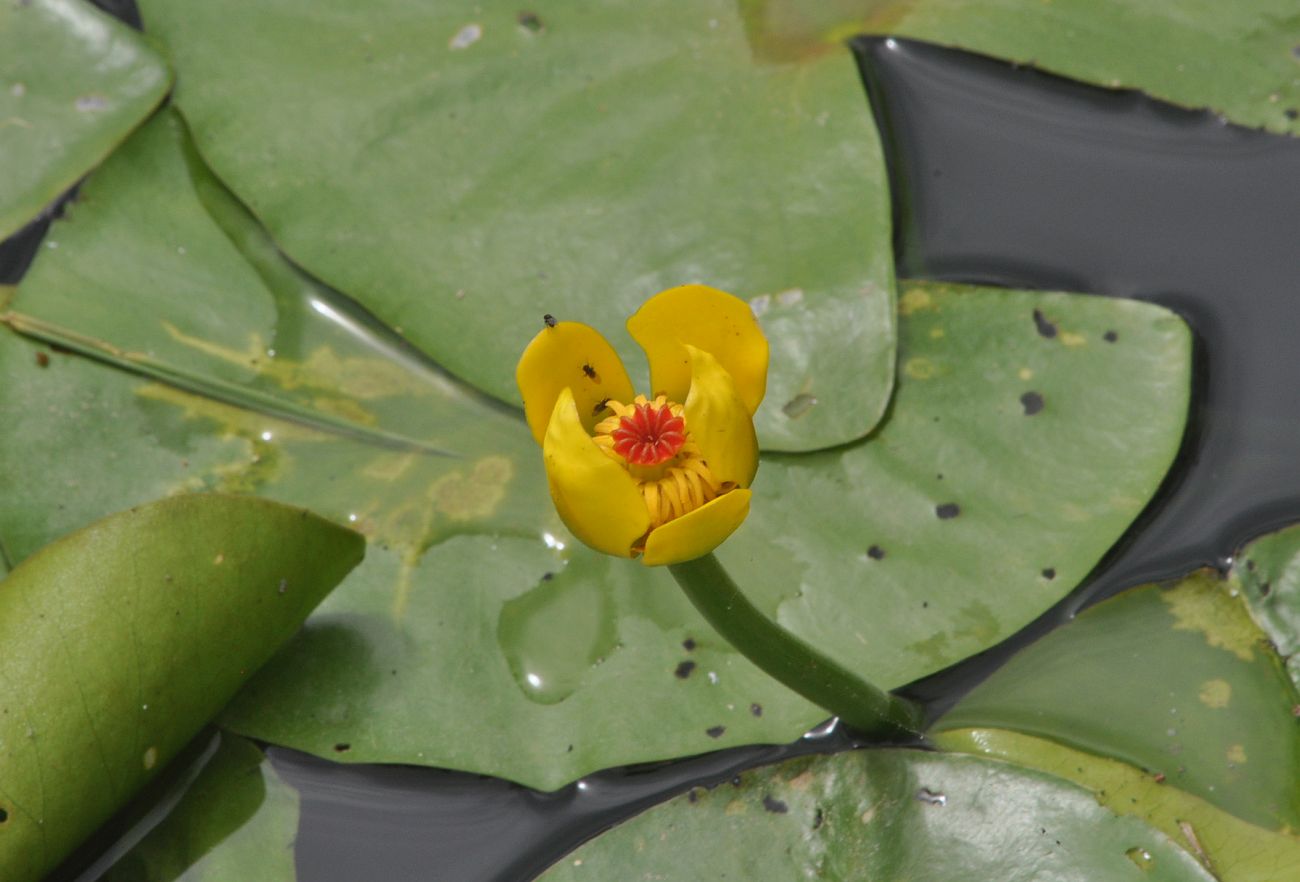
669 553 925 739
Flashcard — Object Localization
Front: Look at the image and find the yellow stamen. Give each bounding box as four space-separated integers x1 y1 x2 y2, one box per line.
592 394 730 529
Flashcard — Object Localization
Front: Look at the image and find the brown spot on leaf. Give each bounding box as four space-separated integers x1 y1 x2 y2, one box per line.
782 393 817 419
34 351 49 367
1020 391 1044 415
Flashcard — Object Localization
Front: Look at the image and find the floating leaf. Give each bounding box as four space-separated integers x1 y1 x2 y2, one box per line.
134 0 897 451
935 566 1300 836
1234 524 1300 689
0 494 361 881
537 749 1216 881
2 113 1190 789
743 0 1300 135
0 0 170 239
936 728 1300 882
104 734 299 882
724 281 1191 688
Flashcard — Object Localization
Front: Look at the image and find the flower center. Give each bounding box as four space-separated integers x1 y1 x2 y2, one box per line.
611 400 686 465
592 395 731 531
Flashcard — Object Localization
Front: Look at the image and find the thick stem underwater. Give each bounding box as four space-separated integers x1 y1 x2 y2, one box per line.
669 553 924 740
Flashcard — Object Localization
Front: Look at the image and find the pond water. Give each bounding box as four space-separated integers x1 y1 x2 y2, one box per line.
13 23 1299 882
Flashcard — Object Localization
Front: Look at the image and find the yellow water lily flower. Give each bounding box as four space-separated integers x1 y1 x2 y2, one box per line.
517 285 768 566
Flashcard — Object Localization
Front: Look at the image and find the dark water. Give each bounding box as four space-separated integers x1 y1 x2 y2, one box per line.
13 24 1299 882
858 36 1300 707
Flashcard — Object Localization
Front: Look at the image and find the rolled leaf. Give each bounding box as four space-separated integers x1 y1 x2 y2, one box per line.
0 494 363 881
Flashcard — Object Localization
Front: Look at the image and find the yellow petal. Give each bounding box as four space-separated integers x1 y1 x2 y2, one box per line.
683 345 759 488
517 321 635 446
641 489 751 566
627 285 768 416
543 388 650 557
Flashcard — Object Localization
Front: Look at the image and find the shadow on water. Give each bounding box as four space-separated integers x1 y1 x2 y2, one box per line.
18 22 1300 882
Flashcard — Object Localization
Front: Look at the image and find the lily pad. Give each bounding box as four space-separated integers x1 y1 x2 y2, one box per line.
537 749 1216 882
1234 524 1300 689
2 113 1190 789
743 0 1300 135
0 0 170 239
104 734 299 882
0 494 361 881
134 0 897 451
725 281 1191 689
936 728 1300 882
934 568 1300 834
0 112 827 790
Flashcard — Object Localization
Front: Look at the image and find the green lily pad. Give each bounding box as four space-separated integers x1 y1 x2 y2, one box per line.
725 281 1191 689
104 734 299 882
134 0 897 451
0 494 360 882
934 569 1300 835
936 728 1300 882
1234 525 1300 689
743 0 1300 135
537 749 1216 882
0 111 827 790
0 0 170 239
2 113 1190 789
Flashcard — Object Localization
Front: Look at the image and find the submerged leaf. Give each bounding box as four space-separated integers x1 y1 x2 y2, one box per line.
0 495 361 881
0 0 170 239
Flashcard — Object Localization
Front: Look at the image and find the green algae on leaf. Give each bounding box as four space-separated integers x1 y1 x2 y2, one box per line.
104 735 299 882
538 749 1216 882
2 115 1192 789
0 0 170 239
0 495 360 881
134 0 897 451
743 0 1300 135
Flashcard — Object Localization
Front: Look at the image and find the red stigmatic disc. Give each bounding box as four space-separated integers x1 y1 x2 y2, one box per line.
612 401 686 465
